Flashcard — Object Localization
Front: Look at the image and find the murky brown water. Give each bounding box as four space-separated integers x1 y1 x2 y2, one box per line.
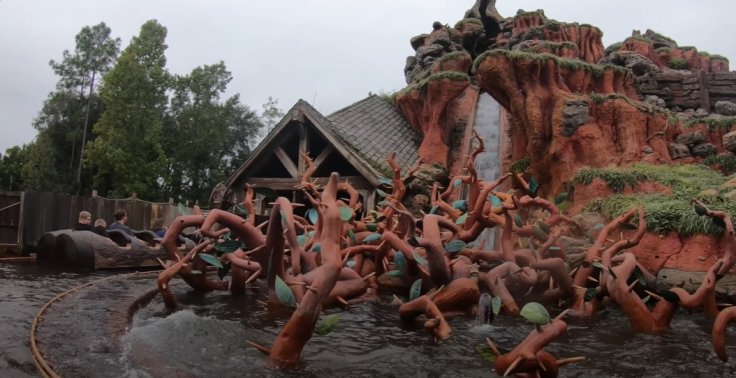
4 262 736 377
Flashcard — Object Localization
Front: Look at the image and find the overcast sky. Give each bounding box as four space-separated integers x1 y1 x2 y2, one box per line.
1 1 734 153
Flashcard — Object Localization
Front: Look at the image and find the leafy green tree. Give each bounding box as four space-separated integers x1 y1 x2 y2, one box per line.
85 20 169 200
0 144 33 191
261 96 285 136
162 61 262 204
25 22 119 194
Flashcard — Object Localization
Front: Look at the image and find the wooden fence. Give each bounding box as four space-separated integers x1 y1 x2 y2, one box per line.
0 190 194 254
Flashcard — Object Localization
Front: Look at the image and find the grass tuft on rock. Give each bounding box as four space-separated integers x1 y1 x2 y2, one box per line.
573 163 736 235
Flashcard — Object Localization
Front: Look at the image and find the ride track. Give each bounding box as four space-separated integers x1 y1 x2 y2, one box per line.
29 271 160 378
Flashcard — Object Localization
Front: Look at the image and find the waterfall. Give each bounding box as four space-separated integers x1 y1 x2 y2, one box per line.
472 93 502 249
477 293 493 324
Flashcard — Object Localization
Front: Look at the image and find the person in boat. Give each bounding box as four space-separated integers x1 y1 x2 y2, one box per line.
151 217 167 238
93 218 109 237
109 209 135 236
72 211 94 232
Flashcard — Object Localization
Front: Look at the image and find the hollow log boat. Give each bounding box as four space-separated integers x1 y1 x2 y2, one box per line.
36 229 194 270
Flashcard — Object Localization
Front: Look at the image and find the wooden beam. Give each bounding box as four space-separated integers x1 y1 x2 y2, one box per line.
298 123 309 175
246 176 372 190
274 147 299 178
312 145 333 172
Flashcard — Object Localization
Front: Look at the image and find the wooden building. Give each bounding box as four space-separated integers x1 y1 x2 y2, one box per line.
211 95 421 215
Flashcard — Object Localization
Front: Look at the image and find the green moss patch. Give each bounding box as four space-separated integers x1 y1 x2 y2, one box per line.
454 18 482 29
472 49 628 78
437 51 470 64
705 155 736 175
685 116 736 131
573 163 736 235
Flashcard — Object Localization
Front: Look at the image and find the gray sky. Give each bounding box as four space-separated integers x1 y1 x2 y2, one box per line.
1 1 734 153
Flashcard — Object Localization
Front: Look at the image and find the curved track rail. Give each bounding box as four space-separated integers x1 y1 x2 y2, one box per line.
30 271 159 377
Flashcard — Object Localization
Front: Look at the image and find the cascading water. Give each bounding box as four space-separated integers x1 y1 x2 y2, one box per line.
472 92 503 249
477 292 493 325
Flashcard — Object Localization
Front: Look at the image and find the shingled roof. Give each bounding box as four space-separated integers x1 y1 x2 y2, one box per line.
223 95 420 192
326 95 421 177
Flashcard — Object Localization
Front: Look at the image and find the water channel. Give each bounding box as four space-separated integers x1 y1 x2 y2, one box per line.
3 262 736 377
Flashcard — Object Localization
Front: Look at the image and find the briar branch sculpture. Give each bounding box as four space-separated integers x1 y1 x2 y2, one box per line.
150 132 736 372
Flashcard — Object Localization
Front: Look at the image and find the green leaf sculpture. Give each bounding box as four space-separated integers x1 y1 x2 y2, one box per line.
363 233 382 243
554 192 568 205
514 214 524 228
584 288 599 302
215 239 243 254
489 194 502 208
339 207 354 222
477 346 498 364
444 239 467 253
306 208 319 225
633 266 647 286
378 177 394 186
199 253 224 269
453 178 462 188
429 205 439 214
693 203 708 216
388 269 403 278
395 251 407 273
376 188 390 198
528 177 539 198
537 221 550 234
217 262 231 280
275 275 297 308
412 251 428 267
409 279 423 301
310 243 321 253
297 234 309 247
520 302 550 328
713 216 727 229
532 224 549 241
315 314 340 335
452 199 468 212
455 213 468 225
661 290 681 303
491 296 502 316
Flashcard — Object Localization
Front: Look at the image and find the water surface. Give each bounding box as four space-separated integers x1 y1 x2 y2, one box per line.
4 262 736 377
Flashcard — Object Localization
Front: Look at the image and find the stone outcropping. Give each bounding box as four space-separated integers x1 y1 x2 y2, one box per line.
393 4 736 283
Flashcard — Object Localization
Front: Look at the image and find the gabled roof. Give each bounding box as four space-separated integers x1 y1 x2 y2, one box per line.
326 95 421 178
224 95 420 190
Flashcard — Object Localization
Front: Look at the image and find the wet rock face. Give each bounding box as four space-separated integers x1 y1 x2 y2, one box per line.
404 24 466 84
715 100 736 116
723 130 736 153
397 1 735 193
600 50 660 77
676 131 707 146
562 100 589 136
464 0 503 41
691 143 716 157
668 143 690 159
